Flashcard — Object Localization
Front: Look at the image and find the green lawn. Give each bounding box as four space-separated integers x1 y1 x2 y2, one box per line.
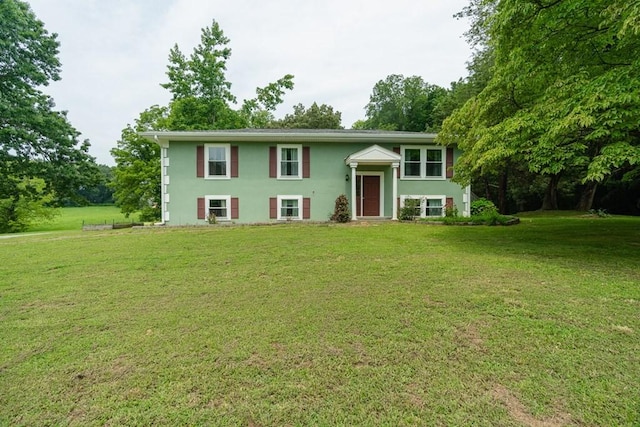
1 214 638 425
27 205 137 233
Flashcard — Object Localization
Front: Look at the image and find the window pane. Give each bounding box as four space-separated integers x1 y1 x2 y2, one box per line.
406 149 421 161
280 147 300 177
209 161 226 176
405 162 421 176
426 199 442 216
282 148 298 161
281 199 299 217
208 199 227 218
425 163 442 177
209 147 226 161
426 149 442 162
281 161 299 176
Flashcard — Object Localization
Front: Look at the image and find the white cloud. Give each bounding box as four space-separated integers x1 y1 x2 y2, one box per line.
27 0 471 165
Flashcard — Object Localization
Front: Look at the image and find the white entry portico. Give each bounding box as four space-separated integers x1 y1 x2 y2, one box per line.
345 145 401 221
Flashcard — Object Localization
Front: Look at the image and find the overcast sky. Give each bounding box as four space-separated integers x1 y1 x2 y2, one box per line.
27 0 473 165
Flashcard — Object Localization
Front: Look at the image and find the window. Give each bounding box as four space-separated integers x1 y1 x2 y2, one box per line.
206 195 231 221
404 149 421 177
278 145 302 179
401 195 446 218
277 195 302 220
401 146 445 179
425 198 444 217
206 144 230 178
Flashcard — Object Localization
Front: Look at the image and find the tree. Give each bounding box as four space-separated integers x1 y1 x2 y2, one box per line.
1 0 99 231
75 164 114 205
112 20 295 221
161 19 294 130
271 102 343 129
439 0 640 211
360 75 448 132
111 106 167 221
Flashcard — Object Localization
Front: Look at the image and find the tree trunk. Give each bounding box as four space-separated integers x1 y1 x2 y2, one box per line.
484 177 491 199
541 174 561 210
497 171 508 214
576 181 598 211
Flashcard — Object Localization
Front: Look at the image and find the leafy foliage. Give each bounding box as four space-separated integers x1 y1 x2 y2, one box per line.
359 75 448 132
113 20 295 220
271 102 343 129
330 194 350 223
0 178 57 233
439 0 640 211
111 106 166 220
470 198 497 216
399 198 420 221
160 19 294 130
0 0 99 231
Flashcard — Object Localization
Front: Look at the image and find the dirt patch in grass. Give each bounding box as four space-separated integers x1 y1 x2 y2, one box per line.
492 384 572 427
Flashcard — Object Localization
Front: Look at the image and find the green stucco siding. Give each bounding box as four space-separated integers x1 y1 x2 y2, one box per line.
164 140 466 224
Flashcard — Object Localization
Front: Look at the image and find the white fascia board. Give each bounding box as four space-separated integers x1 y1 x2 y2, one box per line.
140 131 439 146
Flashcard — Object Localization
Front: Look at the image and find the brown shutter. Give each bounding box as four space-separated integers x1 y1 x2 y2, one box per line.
303 146 310 178
393 147 401 178
196 145 205 178
397 197 401 212
269 146 277 177
446 147 454 178
269 197 277 219
231 197 239 219
197 197 206 219
303 198 311 219
446 197 454 209
231 146 239 178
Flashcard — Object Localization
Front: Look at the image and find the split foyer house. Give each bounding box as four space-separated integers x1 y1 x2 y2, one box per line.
142 130 471 225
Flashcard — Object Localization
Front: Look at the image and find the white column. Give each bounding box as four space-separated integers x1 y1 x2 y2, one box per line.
392 162 399 220
350 163 358 220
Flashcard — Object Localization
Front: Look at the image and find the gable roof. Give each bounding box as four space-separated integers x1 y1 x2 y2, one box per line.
345 144 401 165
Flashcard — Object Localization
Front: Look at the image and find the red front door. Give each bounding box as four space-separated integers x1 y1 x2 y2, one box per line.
356 175 381 216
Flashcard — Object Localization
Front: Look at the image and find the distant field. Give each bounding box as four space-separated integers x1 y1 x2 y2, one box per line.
27 205 137 232
1 214 638 425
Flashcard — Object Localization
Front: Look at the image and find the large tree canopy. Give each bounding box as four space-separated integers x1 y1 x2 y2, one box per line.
112 20 295 220
0 0 99 231
439 0 640 210
358 74 447 132
271 102 343 129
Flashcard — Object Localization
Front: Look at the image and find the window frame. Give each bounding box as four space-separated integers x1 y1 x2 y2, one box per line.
400 195 447 218
277 195 303 220
277 144 302 180
400 146 446 180
205 143 231 179
205 195 231 221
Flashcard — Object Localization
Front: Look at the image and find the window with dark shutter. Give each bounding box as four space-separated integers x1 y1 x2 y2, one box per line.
303 146 310 178
446 148 454 178
196 146 204 178
269 147 277 178
231 146 239 178
197 197 205 219
269 197 277 218
303 198 311 219
231 197 239 219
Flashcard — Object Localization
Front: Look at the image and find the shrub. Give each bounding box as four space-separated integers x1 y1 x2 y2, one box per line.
399 198 420 221
331 194 351 223
445 204 458 218
471 198 497 216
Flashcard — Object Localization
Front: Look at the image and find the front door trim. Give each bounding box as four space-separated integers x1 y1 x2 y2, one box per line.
356 171 384 217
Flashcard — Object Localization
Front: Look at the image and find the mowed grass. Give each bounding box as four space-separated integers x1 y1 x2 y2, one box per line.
0 216 638 426
27 205 138 233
